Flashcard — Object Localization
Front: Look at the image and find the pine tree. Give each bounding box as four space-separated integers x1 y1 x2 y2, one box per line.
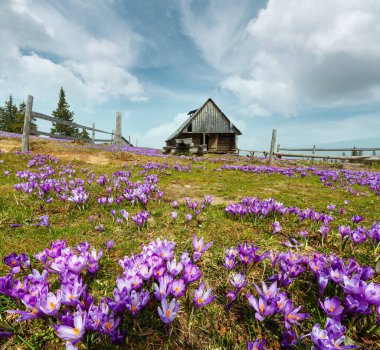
0 95 18 132
50 87 78 137
8 101 37 133
80 128 91 142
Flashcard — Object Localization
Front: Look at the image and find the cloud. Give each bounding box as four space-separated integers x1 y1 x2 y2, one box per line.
144 112 188 148
181 0 380 117
179 0 257 73
0 0 146 109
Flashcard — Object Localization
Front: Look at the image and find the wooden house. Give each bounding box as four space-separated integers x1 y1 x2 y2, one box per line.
165 98 242 153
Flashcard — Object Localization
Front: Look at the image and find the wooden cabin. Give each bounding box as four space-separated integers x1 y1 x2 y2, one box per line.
165 98 242 153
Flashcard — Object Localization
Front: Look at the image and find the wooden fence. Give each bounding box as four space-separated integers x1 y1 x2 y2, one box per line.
238 129 380 164
21 95 131 152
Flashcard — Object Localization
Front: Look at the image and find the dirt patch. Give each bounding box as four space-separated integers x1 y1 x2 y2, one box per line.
51 152 111 165
0 139 20 153
165 183 229 205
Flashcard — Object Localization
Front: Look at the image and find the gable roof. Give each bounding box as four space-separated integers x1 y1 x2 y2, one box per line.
165 98 242 142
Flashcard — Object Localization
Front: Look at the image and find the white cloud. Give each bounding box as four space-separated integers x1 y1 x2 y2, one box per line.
179 0 255 73
144 112 188 148
181 0 380 117
0 0 146 110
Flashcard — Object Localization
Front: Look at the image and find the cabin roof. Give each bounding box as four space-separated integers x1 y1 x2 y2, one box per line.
166 98 242 142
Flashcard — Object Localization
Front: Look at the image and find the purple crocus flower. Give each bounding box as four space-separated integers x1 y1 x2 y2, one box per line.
153 277 172 301
319 224 330 237
247 338 267 350
229 272 247 290
272 221 282 234
253 281 279 301
126 289 150 316
284 303 309 329
157 298 180 324
247 295 275 321
170 211 177 221
167 259 183 277
193 281 216 308
364 282 380 305
319 296 344 318
55 311 86 344
183 264 202 284
40 291 62 316
67 255 87 274
4 253 23 274
171 279 186 298
192 235 213 261
351 215 363 224
106 240 115 250
185 213 192 222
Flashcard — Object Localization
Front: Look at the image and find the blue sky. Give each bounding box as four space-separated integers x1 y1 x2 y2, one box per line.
1 0 379 150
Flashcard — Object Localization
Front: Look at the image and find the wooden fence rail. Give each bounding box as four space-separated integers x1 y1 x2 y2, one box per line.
238 129 379 163
21 95 132 152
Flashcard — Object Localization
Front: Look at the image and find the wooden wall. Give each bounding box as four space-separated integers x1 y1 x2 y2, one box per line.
190 100 236 134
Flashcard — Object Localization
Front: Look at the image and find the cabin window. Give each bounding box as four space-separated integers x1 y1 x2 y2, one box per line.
187 123 192 132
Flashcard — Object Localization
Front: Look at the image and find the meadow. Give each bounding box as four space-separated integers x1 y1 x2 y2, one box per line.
0 134 379 350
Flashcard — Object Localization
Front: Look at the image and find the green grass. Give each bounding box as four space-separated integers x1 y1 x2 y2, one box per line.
0 137 379 349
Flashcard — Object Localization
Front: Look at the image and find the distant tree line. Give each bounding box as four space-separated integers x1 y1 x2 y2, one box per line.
0 95 37 133
0 88 90 141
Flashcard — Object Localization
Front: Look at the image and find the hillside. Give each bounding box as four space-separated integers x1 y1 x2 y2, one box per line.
0 134 380 349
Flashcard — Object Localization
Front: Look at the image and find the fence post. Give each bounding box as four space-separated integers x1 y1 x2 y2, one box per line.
268 129 277 165
128 136 131 146
92 123 95 143
115 112 122 150
21 95 33 152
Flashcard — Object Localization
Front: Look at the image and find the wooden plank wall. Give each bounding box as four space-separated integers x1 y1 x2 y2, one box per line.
191 100 234 133
217 133 235 152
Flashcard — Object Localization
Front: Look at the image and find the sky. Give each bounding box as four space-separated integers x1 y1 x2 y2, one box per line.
1 0 380 150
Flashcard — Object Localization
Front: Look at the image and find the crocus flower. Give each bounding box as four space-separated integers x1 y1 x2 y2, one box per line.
106 240 115 250
170 211 177 221
153 277 172 301
185 213 192 222
253 281 279 301
319 296 344 318
247 295 275 321
229 272 247 290
157 298 180 324
67 255 87 274
55 311 86 344
351 215 363 223
192 235 213 261
183 264 202 283
284 303 309 329
126 290 150 316
171 279 186 298
40 291 62 316
247 338 267 350
4 253 23 274
364 282 380 305
193 281 216 308
272 221 282 234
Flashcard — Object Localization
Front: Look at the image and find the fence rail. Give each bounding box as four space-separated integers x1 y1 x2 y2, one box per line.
21 95 131 152
31 112 113 135
240 129 379 164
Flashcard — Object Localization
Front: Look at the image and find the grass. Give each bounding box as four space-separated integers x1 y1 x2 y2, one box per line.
0 136 379 349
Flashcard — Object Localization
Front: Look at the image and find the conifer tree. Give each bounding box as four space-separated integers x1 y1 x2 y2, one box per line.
51 87 78 137
80 128 91 142
0 95 17 132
